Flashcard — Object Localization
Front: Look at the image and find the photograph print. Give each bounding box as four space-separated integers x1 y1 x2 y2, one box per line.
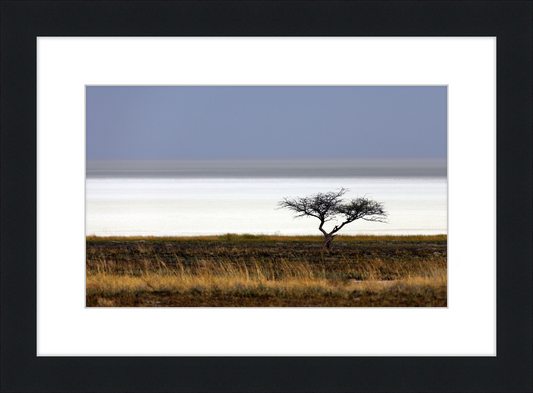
86 86 447 307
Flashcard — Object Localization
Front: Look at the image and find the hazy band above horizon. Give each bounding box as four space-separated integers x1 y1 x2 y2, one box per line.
86 157 447 179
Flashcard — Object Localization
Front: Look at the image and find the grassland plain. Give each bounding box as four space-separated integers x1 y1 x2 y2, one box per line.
86 234 447 307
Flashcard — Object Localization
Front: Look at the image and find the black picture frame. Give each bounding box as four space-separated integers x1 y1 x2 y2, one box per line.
1 1 531 392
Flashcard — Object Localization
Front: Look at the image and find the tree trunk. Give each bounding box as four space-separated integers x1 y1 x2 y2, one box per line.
324 233 335 249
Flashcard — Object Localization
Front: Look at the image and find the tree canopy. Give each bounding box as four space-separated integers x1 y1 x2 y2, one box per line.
278 188 387 248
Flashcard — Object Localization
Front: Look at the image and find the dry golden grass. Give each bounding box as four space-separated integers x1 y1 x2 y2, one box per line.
87 265 446 294
86 236 447 307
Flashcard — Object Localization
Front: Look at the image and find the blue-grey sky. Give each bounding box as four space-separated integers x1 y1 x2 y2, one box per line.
86 86 446 159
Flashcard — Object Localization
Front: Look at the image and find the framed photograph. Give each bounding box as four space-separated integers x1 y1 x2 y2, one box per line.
2 1 531 392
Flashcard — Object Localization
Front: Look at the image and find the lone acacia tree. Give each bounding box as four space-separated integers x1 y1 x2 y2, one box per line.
278 188 387 249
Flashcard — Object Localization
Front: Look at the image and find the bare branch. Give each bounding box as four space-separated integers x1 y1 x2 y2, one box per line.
336 197 388 224
277 187 348 223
